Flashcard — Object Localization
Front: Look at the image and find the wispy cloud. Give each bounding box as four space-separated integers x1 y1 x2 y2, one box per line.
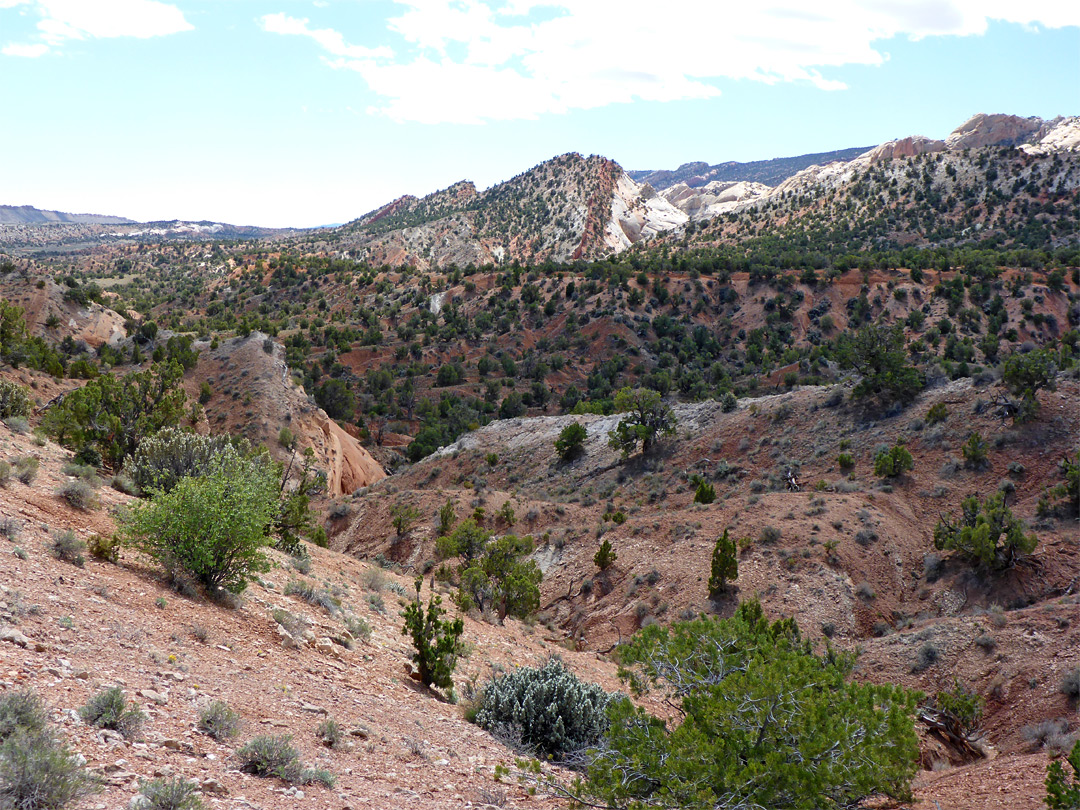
259 12 393 60
2 0 192 57
2 41 48 57
259 0 1080 125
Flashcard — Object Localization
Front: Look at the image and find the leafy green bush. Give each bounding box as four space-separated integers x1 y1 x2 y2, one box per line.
0 729 100 810
1038 453 1079 519
401 578 464 691
932 679 984 736
708 529 737 596
837 323 923 405
926 401 948 425
693 481 716 504
837 452 855 470
197 700 241 741
1003 348 1057 423
79 686 145 740
576 601 921 810
87 533 120 563
554 422 588 462
874 444 914 478
933 492 1037 571
607 387 676 458
0 380 32 420
40 361 187 467
1046 739 1080 810
119 454 279 595
137 776 205 810
593 539 617 572
436 499 456 537
961 432 989 470
472 657 613 759
390 503 420 536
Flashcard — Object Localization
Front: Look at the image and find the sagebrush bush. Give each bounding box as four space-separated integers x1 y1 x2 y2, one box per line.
57 478 99 510
0 690 47 741
315 719 343 749
79 686 145 739
0 728 100 810
344 615 371 645
3 417 29 435
0 380 32 420
1062 667 1080 701
197 700 241 741
237 734 299 777
50 530 85 567
284 580 339 615
913 641 940 672
121 428 250 494
0 516 20 541
12 456 38 485
235 734 334 786
60 461 99 482
137 776 205 810
471 657 613 759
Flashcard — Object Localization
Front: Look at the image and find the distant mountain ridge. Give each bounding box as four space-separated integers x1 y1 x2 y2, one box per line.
629 146 874 190
0 204 134 226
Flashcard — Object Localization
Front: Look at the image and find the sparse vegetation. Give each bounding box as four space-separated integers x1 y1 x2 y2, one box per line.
79 686 145 740
236 734 334 787
198 700 241 741
137 776 205 810
50 529 85 567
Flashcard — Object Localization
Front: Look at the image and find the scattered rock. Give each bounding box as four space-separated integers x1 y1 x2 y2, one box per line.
200 778 228 795
138 688 168 705
0 627 30 647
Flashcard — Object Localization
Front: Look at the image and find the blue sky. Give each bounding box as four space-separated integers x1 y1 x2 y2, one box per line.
1 1 1077 228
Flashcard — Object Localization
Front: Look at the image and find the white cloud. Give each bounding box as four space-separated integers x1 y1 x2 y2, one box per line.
2 41 48 56
1 0 191 57
259 13 393 60
263 0 1080 124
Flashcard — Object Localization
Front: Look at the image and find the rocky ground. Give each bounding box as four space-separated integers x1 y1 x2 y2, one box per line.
1 371 1076 810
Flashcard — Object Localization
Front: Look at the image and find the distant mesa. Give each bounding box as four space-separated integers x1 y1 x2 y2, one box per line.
0 204 134 226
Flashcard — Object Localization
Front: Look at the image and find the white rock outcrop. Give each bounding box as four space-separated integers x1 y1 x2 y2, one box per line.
605 173 688 251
